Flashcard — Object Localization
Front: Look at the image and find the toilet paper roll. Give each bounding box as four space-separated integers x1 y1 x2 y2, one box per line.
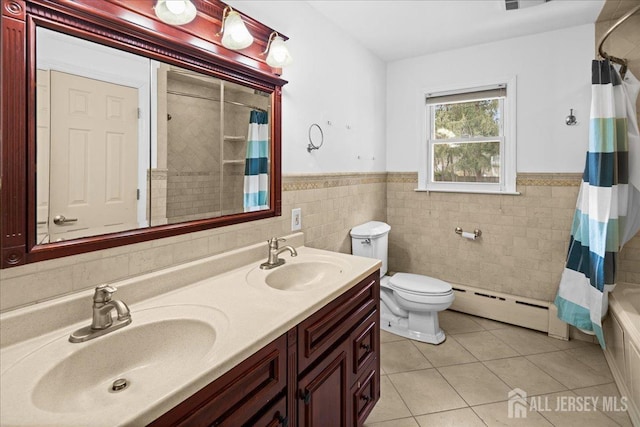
461 231 477 240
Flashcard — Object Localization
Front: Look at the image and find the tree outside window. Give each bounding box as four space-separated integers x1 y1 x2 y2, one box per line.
432 99 501 183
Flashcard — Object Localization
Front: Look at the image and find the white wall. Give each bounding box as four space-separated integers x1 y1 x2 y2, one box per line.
229 1 387 174
386 24 595 173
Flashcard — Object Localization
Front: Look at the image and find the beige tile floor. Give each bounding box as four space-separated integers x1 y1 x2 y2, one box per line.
364 310 634 427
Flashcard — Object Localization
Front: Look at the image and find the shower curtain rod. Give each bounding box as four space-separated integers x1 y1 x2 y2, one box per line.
166 90 269 113
597 3 640 77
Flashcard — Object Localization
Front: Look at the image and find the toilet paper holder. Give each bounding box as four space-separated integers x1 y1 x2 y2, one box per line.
455 227 482 238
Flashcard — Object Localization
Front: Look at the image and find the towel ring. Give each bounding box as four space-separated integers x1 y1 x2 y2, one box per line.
307 123 324 152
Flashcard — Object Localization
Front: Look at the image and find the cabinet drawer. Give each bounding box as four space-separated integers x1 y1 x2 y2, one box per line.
238 393 287 427
351 310 378 378
298 272 379 373
351 366 378 427
150 335 287 427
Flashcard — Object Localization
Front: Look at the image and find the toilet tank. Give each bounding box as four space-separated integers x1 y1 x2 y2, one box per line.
350 221 391 276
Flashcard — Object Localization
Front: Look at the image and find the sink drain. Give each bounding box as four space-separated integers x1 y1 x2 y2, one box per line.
110 378 129 392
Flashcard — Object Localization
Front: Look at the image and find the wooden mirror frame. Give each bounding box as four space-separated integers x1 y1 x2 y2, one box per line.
1 0 287 268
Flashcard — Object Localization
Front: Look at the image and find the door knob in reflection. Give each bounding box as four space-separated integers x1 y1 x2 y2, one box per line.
53 215 78 225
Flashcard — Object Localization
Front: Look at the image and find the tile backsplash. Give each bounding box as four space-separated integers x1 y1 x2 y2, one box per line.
0 173 387 312
1 171 637 313
386 172 640 303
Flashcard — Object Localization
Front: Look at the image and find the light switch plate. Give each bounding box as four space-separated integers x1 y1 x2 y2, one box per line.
291 208 301 231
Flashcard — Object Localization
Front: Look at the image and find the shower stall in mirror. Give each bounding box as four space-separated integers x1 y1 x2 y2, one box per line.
159 65 271 224
35 28 272 244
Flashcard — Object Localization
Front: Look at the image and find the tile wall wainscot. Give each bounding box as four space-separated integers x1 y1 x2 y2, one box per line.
0 173 387 313
386 172 640 304
3 170 634 313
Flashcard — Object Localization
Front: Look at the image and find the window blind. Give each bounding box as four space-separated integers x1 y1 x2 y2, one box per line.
426 86 506 105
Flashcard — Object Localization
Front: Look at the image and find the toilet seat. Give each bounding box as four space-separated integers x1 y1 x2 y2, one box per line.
389 273 453 296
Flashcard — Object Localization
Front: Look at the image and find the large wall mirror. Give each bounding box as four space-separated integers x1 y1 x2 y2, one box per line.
1 0 286 268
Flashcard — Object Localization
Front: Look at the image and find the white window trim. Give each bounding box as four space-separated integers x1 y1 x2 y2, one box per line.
417 77 518 195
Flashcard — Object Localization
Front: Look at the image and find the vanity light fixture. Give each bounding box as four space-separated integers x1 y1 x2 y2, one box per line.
219 6 254 50
154 0 197 25
264 32 293 68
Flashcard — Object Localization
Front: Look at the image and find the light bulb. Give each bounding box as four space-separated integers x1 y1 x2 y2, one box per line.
165 0 186 15
272 47 287 63
154 0 196 25
232 31 246 43
221 10 253 50
266 35 292 67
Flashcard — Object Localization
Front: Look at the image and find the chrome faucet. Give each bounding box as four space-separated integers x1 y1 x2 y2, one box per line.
69 284 132 343
260 237 298 269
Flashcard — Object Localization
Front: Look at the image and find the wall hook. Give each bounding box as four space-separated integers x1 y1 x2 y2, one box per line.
565 109 577 126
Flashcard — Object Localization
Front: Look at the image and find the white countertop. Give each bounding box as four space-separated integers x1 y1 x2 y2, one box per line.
0 236 380 426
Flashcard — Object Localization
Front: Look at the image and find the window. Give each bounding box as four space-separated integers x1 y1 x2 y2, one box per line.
419 81 516 194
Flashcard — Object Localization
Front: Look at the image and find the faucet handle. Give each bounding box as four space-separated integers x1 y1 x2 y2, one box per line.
267 237 286 249
93 284 117 303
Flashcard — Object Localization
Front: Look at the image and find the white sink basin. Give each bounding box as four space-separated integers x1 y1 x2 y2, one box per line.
247 254 351 291
1 304 228 426
265 261 345 291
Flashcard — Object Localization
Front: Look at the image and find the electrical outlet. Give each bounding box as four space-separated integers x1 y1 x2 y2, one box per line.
291 208 302 231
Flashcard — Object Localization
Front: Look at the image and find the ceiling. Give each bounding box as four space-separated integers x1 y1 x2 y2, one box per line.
306 0 606 62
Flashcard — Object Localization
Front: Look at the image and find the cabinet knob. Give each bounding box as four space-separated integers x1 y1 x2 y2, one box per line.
300 389 311 404
277 414 288 426
360 343 371 352
361 395 371 403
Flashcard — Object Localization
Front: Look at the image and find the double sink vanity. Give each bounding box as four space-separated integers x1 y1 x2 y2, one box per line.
0 233 381 426
0 1 381 424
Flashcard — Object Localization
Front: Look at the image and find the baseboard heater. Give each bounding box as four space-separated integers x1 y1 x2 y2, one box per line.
449 283 569 340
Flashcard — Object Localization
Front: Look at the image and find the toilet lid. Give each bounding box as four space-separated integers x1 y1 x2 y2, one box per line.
350 221 391 238
389 273 452 295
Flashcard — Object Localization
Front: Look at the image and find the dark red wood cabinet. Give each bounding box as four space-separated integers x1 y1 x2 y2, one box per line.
150 270 380 427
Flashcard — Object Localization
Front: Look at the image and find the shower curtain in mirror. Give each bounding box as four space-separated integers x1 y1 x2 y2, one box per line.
555 59 640 349
244 110 269 212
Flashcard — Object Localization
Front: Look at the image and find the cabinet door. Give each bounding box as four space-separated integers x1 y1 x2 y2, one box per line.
298 346 349 427
351 367 378 426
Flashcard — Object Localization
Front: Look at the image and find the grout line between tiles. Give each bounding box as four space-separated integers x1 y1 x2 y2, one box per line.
373 311 631 426
431 365 475 409
466 406 493 427
405 339 480 412
378 372 414 421
449 332 523 360
600 406 633 426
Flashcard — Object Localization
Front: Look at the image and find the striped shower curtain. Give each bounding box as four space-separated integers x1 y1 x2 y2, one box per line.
244 110 269 212
555 59 640 348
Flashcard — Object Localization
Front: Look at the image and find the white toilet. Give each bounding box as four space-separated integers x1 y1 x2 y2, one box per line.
350 221 454 345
